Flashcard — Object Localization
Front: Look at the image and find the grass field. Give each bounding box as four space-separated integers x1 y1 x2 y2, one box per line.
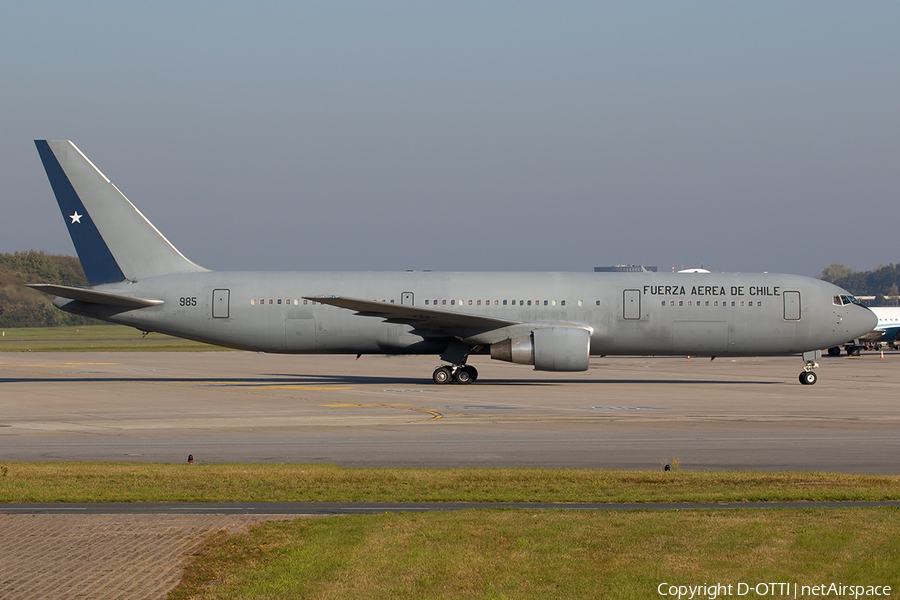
0 324 230 352
3 464 899 597
2 462 900 503
170 508 900 599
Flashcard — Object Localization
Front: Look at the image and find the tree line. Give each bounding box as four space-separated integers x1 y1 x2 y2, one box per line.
820 263 900 306
0 251 99 327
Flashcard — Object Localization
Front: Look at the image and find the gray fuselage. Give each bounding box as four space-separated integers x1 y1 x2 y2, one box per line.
58 270 874 359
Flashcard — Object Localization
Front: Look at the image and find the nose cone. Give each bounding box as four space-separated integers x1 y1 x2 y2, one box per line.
848 305 878 339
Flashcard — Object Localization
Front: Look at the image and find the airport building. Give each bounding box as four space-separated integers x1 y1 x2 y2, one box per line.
593 265 658 272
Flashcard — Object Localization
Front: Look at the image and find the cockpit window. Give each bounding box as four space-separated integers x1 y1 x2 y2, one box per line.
833 294 863 306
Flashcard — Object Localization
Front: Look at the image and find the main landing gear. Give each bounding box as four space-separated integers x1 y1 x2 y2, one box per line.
433 365 478 385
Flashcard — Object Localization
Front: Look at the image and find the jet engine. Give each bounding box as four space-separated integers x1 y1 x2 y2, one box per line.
490 327 591 371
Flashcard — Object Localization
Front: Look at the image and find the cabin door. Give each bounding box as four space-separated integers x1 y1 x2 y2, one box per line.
212 289 230 318
623 289 641 320
783 291 801 321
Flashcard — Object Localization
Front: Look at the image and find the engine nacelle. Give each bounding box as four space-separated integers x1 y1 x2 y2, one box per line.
490 327 591 371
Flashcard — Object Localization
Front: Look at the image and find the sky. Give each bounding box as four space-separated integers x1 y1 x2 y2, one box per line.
2 2 898 277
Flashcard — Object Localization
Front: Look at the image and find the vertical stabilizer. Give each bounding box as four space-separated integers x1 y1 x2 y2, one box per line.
35 140 207 285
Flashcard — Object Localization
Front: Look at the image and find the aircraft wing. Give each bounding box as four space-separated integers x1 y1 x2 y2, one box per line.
304 296 593 346
27 284 164 309
857 329 886 343
304 296 525 336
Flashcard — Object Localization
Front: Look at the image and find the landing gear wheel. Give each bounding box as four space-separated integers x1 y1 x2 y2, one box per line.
455 367 473 384
464 365 478 382
827 346 842 357
799 371 817 385
433 366 453 385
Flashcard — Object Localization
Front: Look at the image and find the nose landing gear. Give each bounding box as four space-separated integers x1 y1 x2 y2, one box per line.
799 350 820 385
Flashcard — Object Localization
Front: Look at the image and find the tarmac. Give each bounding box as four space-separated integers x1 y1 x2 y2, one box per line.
1 350 898 598
1 350 898 472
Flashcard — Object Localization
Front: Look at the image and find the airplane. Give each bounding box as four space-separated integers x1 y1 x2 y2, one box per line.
829 306 900 356
29 140 876 385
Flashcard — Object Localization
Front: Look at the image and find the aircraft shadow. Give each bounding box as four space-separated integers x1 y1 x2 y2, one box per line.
0 373 779 386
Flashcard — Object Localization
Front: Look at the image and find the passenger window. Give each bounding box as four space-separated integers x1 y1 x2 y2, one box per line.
451 300 455 305
713 301 718 306
503 300 507 306
269 299 273 305
661 301 666 306
551 300 557 306
425 299 429 305
561 300 566 306
679 301 684 306
442 299 447 305
687 301 692 306
494 300 499 305
731 301 735 306
468 300 473 305
596 300 601 306
705 301 709 306
527 300 532 306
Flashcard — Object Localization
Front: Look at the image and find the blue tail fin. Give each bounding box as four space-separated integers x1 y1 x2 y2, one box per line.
35 140 207 285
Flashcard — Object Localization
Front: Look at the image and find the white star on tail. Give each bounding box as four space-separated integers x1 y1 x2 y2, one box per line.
70 211 82 224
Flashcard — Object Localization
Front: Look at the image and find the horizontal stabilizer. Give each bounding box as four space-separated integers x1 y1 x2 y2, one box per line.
27 284 163 309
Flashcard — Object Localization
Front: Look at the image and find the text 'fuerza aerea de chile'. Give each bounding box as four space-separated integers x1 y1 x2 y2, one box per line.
643 285 781 297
